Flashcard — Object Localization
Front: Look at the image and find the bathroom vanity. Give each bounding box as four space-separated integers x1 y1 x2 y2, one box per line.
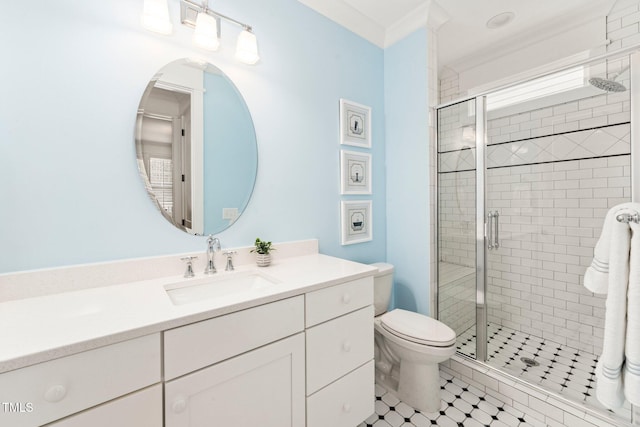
0 240 376 427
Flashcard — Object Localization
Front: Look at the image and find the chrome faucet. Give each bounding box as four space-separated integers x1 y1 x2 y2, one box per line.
223 251 237 271
204 235 221 275
181 256 197 278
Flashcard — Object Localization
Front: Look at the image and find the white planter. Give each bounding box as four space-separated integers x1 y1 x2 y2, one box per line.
256 253 271 267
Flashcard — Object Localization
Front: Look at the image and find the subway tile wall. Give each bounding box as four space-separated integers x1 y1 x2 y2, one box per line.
486 152 630 355
607 0 640 52
438 262 476 339
486 90 630 146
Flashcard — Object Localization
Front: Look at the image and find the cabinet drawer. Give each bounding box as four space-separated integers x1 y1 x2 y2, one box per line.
164 295 304 380
165 333 305 427
305 277 373 327
47 384 162 427
306 306 373 394
307 360 374 427
0 333 161 427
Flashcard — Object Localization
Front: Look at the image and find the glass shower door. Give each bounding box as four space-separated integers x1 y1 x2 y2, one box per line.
437 99 480 359
481 58 633 416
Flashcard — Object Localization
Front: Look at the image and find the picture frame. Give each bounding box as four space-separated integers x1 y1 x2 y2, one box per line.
340 99 371 148
340 150 372 195
341 200 373 245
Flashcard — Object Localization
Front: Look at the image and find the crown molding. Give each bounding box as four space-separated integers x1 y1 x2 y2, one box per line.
298 0 447 49
297 0 386 47
384 2 430 47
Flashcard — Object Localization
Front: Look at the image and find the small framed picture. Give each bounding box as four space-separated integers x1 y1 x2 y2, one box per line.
340 99 371 148
340 150 372 195
341 200 373 245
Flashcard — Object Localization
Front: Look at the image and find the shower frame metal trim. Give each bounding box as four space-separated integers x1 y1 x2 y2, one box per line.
475 96 487 362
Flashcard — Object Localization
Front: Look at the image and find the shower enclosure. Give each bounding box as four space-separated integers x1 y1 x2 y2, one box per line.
436 50 638 424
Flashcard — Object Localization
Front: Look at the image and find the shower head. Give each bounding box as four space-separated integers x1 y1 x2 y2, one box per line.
588 76 627 92
588 65 629 92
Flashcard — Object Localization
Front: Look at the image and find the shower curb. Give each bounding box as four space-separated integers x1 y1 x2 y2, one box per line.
440 354 636 427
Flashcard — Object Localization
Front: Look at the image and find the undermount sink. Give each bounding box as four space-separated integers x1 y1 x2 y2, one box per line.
164 271 280 306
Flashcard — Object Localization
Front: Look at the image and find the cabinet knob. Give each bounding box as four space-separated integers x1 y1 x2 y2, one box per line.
342 341 352 352
342 293 351 304
172 398 187 414
44 385 67 403
342 403 352 413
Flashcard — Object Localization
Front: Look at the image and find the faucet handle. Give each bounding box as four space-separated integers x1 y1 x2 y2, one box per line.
180 256 197 278
207 235 221 251
223 251 237 271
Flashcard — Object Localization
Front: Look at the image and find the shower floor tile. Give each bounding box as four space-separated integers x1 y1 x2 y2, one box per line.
358 371 540 427
455 322 632 422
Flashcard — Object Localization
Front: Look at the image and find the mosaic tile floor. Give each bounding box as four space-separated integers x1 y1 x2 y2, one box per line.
358 371 542 427
456 323 632 420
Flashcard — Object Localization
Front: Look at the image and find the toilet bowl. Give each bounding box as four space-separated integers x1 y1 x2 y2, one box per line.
371 263 457 413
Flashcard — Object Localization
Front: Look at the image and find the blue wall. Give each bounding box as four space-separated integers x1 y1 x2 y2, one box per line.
0 0 387 273
203 71 257 233
384 29 431 315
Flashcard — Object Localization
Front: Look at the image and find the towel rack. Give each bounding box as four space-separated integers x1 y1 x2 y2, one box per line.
616 212 640 223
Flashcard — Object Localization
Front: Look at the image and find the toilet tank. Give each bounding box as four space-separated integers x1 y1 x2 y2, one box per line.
371 262 394 316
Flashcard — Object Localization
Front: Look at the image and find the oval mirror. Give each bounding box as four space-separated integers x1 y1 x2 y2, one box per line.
135 58 258 235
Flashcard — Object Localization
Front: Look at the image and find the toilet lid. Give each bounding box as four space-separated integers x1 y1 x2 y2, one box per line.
381 309 456 347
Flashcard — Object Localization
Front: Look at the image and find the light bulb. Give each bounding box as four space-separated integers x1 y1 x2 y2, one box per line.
193 13 220 51
142 0 173 35
235 29 260 65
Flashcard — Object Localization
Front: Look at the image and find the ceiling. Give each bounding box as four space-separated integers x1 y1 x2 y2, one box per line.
298 0 618 70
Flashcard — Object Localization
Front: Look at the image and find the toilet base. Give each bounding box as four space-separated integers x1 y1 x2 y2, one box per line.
397 359 442 413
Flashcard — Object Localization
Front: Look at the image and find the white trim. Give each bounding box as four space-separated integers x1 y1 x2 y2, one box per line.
384 2 430 48
296 0 385 47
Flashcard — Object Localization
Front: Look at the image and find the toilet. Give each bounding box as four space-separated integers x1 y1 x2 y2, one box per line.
372 263 457 413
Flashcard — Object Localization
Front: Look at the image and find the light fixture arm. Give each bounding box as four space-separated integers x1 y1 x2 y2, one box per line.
181 0 252 33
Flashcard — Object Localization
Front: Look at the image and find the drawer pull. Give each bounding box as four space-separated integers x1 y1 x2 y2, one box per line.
342 293 351 304
342 403 352 413
342 341 352 352
172 398 187 414
44 385 67 403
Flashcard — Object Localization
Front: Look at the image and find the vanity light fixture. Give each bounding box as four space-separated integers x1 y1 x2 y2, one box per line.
142 0 173 35
192 10 220 51
143 0 260 64
235 29 259 65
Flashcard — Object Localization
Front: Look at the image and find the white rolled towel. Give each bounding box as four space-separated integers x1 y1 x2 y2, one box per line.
624 221 640 406
595 214 629 409
585 202 638 294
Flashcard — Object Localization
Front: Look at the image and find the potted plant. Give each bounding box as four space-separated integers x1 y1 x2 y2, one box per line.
251 238 274 267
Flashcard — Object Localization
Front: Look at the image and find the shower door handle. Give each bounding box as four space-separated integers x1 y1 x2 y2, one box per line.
493 211 499 249
487 211 499 250
487 212 494 249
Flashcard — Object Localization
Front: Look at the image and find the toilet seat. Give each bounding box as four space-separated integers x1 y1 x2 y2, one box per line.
380 309 456 347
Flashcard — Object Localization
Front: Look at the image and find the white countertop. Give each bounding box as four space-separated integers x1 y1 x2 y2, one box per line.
0 253 377 373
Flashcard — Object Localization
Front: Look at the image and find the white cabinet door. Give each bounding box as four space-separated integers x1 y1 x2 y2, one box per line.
165 333 305 427
47 385 162 427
